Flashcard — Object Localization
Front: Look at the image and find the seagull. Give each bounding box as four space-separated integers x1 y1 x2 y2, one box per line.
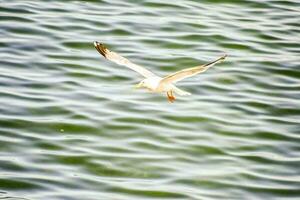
94 41 226 102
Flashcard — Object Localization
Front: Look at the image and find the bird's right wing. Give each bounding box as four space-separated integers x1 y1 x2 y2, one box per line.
160 54 226 85
94 41 156 78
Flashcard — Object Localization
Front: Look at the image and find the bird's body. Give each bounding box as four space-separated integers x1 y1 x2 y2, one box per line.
94 41 226 102
140 76 172 92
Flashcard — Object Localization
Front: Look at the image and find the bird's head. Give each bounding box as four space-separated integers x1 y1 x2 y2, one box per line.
134 77 160 90
134 80 147 89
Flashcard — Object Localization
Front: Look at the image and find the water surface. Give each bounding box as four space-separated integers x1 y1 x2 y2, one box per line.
0 0 300 199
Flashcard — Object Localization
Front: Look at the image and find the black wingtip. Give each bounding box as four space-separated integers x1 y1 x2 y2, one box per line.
94 41 107 58
221 54 227 60
216 54 227 63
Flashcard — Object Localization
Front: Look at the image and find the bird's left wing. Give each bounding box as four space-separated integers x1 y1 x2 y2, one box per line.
160 54 226 85
94 41 156 78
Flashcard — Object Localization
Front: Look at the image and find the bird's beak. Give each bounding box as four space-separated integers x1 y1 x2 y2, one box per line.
134 82 142 89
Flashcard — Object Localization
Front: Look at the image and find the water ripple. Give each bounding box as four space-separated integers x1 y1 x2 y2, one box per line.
1 0 300 199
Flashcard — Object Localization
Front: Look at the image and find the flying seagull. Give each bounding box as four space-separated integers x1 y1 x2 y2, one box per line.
94 41 226 102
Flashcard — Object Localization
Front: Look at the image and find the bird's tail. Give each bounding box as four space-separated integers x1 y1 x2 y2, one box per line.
173 86 191 96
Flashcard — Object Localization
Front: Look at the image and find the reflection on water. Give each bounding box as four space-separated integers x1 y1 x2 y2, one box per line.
0 0 300 199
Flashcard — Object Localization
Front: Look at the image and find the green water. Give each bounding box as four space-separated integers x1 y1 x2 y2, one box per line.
1 0 300 199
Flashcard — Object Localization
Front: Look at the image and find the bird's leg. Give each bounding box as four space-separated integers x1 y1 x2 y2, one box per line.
167 90 176 103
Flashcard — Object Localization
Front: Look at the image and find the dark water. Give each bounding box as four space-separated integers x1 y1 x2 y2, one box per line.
1 0 300 199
